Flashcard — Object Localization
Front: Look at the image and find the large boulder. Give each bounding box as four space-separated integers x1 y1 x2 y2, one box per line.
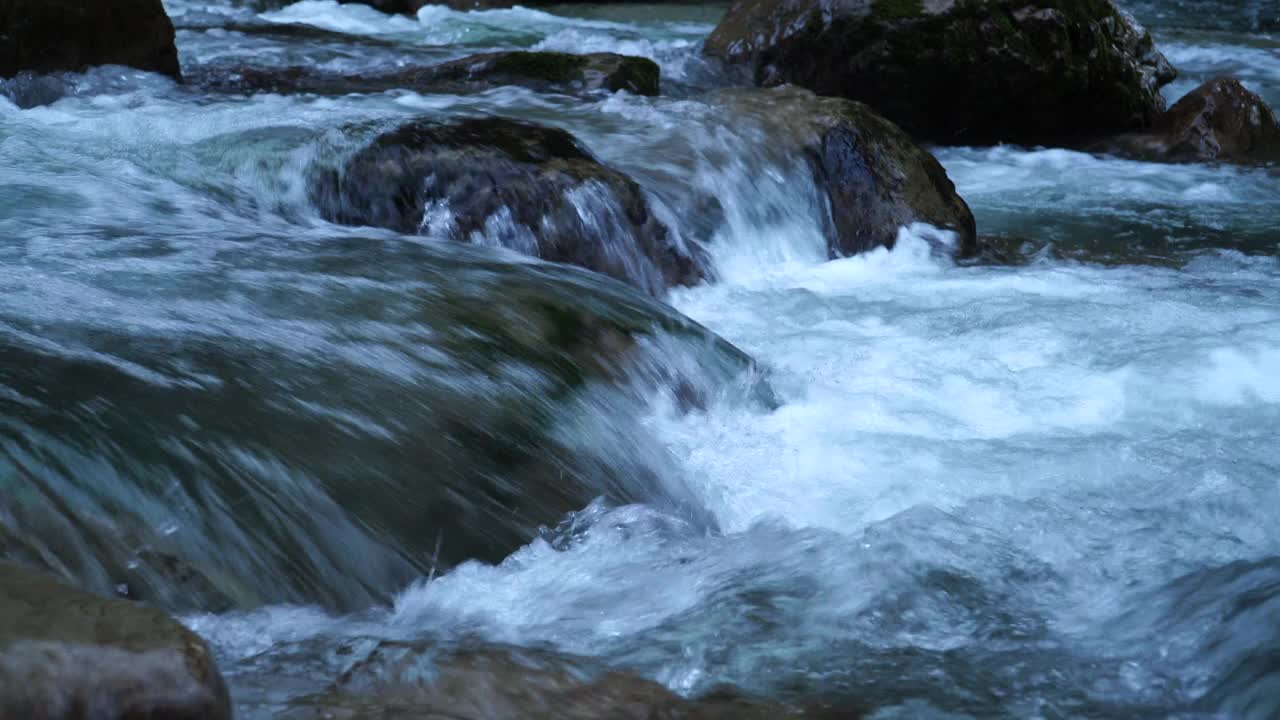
311 117 706 296
1103 77 1280 164
0 0 180 81
721 87 977 257
193 51 660 97
704 0 1177 145
0 563 230 720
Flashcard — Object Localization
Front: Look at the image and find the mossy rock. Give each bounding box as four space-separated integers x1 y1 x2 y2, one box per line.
704 0 1177 145
871 0 923 19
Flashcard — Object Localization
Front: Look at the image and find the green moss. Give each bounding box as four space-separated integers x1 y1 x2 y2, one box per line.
871 0 924 20
605 57 661 96
993 11 1016 34
490 51 588 84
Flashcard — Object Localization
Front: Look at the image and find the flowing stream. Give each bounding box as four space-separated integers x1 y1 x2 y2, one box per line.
2 1 1279 717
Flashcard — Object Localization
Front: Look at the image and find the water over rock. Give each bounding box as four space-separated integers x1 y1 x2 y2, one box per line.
338 0 704 10
0 563 231 720
0 0 181 81
703 0 1177 146
311 117 707 296
0 239 762 613
192 51 660 97
1102 77 1280 164
272 640 854 719
720 87 977 257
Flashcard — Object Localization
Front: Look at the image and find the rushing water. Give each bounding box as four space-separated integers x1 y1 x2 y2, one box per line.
2 1 1280 718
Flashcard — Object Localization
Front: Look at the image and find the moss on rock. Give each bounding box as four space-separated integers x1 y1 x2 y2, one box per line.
490 50 589 84
871 0 924 20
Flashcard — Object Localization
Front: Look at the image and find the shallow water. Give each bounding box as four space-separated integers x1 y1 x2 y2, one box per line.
2 1 1279 718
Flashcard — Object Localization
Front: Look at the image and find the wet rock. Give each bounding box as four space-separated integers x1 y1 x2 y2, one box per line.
704 0 1176 146
1102 77 1280 164
275 640 851 719
722 87 977 257
340 0 700 10
311 117 706 296
0 242 764 612
0 0 180 81
338 0 432 13
423 51 660 96
0 563 231 720
194 51 660 97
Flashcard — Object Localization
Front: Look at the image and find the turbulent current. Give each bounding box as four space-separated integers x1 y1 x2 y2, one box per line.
2 1 1280 718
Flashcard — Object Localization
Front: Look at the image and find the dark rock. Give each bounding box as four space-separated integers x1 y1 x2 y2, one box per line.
722 87 977 257
193 51 660 97
339 0 707 10
1102 77 1280 164
425 51 660 96
275 640 855 720
704 0 1177 146
0 563 231 720
0 0 180 81
0 241 762 612
338 0 432 13
311 117 706 296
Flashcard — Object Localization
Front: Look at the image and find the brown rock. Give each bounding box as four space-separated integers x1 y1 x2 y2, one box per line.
0 563 231 720
1109 77 1280 163
276 640 858 719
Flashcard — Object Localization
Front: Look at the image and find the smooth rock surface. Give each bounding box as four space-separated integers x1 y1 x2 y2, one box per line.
0 563 231 720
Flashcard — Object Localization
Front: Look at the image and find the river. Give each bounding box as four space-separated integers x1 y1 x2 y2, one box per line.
2 1 1279 717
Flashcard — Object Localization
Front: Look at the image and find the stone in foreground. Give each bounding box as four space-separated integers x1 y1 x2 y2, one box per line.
0 563 230 720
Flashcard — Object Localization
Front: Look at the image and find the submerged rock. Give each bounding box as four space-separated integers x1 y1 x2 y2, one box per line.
721 87 977 257
193 51 660 97
311 117 706 296
275 640 851 719
423 51 660 96
0 563 230 720
0 239 764 612
704 0 1176 146
1102 77 1280 164
0 0 180 81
